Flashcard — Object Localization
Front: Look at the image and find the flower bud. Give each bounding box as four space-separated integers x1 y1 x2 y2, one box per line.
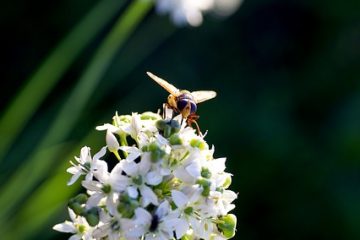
217 214 237 239
74 193 88 204
68 201 85 216
106 130 120 160
190 138 206 150
149 142 166 162
85 207 100 227
169 134 183 145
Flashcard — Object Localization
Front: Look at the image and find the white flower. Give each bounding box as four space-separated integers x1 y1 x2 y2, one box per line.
67 146 107 185
130 201 188 240
53 209 94 240
171 189 201 233
82 162 125 215
114 155 159 207
155 0 243 27
119 146 142 162
185 157 226 184
173 150 203 184
92 211 138 240
55 111 237 239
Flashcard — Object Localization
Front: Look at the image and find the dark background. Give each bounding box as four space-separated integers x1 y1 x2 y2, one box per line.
0 0 359 239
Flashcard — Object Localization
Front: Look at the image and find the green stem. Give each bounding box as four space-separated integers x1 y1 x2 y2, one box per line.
1 132 98 239
0 0 153 225
120 133 129 158
42 0 152 146
0 0 125 162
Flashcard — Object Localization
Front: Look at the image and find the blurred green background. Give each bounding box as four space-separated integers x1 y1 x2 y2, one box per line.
0 0 359 239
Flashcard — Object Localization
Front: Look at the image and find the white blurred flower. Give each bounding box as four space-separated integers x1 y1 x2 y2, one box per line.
155 0 243 27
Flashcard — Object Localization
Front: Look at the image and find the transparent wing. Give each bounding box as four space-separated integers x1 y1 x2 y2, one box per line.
147 72 179 95
191 90 217 103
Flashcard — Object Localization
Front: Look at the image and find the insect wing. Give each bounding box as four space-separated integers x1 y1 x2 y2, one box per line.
191 90 217 103
147 72 179 95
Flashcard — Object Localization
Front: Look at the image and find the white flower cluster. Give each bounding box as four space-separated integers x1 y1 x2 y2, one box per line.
155 0 243 27
54 111 237 240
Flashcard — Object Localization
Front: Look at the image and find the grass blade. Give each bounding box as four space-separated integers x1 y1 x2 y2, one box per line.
0 0 126 162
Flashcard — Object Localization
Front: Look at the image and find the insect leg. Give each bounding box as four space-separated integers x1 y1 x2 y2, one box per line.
192 120 202 137
186 114 202 136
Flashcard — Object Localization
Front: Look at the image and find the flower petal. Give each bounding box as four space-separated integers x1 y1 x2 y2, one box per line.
80 146 90 163
140 185 158 207
69 235 82 240
93 146 107 160
120 146 142 162
67 172 82 186
106 130 120 152
209 157 226 173
155 200 169 218
171 218 189 239
96 123 119 132
138 157 151 175
186 162 201 178
135 207 152 225
127 186 139 199
145 171 162 186
53 221 76 233
122 161 138 176
87 193 103 208
171 190 189 208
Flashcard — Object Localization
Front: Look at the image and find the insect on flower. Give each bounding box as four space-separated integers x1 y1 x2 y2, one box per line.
147 71 216 135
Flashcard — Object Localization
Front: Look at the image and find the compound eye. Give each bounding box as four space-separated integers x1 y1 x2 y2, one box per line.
177 99 188 111
190 102 197 114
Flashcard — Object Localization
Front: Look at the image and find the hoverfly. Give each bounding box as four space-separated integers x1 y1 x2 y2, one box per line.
147 71 216 135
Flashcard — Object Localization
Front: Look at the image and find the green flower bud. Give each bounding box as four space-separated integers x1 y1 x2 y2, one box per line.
149 142 166 163
117 194 139 218
169 119 181 134
113 114 131 126
101 184 112 194
85 207 100 227
74 193 88 204
223 175 232 189
141 112 160 120
164 125 172 138
197 178 211 197
156 120 167 130
68 201 85 216
217 214 237 239
156 119 180 138
190 139 206 150
201 167 211 179
169 134 183 145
